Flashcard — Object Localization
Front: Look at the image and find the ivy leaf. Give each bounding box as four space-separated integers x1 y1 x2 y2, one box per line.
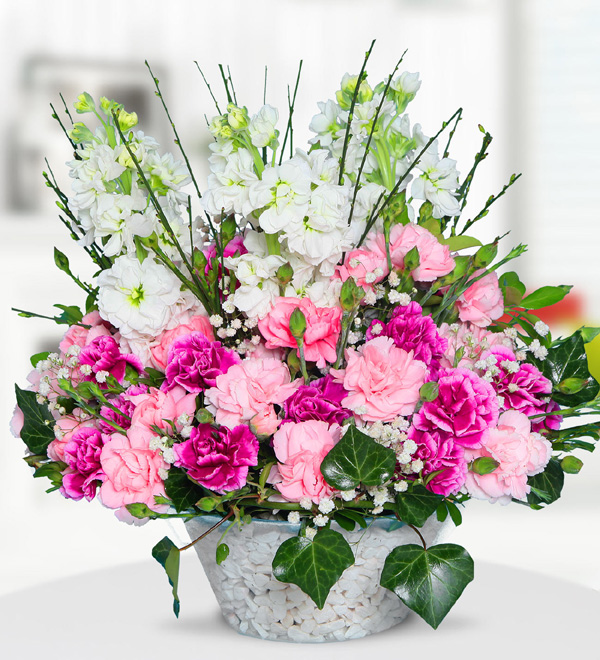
152 536 181 617
320 426 396 490
520 285 572 310
164 467 205 512
526 458 564 507
395 485 444 527
380 543 474 629
542 332 600 406
14 384 55 454
272 529 355 609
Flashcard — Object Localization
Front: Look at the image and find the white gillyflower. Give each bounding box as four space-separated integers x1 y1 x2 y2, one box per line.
97 255 182 340
308 100 343 147
248 104 279 148
203 148 258 217
411 146 460 219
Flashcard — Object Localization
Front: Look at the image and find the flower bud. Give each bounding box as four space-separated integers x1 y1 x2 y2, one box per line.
336 73 373 110
68 122 94 144
117 108 139 131
561 456 583 474
220 216 237 247
195 408 214 424
380 192 409 226
74 92 95 114
419 381 439 402
289 307 307 342
276 262 294 286
470 456 500 475
197 496 218 512
340 277 364 311
474 242 499 268
389 72 422 113
192 249 208 273
226 103 248 130
557 377 588 395
403 246 420 273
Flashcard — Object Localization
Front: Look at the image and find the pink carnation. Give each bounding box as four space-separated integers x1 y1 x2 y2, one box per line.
465 410 552 504
368 224 455 282
258 297 342 369
174 424 259 493
415 368 499 448
99 429 168 512
59 311 114 354
9 405 24 438
456 270 504 327
150 315 214 371
271 420 340 503
48 408 97 462
335 247 389 289
336 336 427 421
79 335 144 386
205 357 300 429
438 322 514 369
60 427 106 501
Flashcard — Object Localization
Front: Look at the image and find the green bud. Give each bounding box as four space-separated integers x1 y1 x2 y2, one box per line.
195 408 214 424
474 242 499 268
335 73 373 110
192 249 208 273
220 215 237 247
419 381 439 402
289 307 307 341
226 103 248 130
437 255 470 286
380 192 409 226
74 92 95 114
117 108 139 131
126 503 157 519
276 262 294 286
287 348 301 376
561 456 583 474
340 277 364 311
470 456 500 475
557 377 588 395
403 246 420 273
418 201 435 225
209 114 234 139
216 543 230 565
68 122 94 144
197 497 218 512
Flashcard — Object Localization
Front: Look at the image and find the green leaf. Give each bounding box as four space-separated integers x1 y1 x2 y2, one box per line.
526 458 564 507
444 501 463 526
54 247 71 274
335 508 368 529
520 285 572 310
14 384 55 454
439 235 482 251
33 461 66 488
126 503 160 519
29 351 50 368
272 529 355 609
395 485 444 527
333 512 356 532
164 467 205 513
499 271 526 297
542 332 600 406
152 536 181 617
380 543 474 629
320 426 396 490
580 327 600 344
216 543 230 564
53 304 84 325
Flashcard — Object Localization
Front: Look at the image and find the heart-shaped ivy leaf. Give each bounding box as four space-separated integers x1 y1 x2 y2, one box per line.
380 543 474 629
395 485 444 527
14 384 55 455
272 529 355 609
152 536 181 617
320 425 396 490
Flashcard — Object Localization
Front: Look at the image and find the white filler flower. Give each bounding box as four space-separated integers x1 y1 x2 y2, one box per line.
97 255 182 339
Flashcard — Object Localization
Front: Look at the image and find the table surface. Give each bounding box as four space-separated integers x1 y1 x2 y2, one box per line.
1 557 598 660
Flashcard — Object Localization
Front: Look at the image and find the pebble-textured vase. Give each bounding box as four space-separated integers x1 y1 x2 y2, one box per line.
185 514 449 643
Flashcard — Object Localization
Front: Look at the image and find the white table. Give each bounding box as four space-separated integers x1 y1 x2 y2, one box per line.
0 557 597 659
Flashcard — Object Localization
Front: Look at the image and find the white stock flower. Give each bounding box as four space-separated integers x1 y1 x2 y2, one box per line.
294 148 339 185
411 148 460 218
69 143 126 210
309 100 342 147
146 152 191 191
248 104 279 148
97 255 183 339
249 160 312 233
204 148 258 217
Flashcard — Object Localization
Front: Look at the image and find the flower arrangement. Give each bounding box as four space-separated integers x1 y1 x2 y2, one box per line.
11 43 600 635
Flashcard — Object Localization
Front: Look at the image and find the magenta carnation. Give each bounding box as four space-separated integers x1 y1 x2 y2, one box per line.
79 335 144 386
485 347 562 433
415 368 499 448
409 427 468 496
99 395 136 434
60 427 106 501
173 423 259 493
367 302 447 371
202 234 246 275
164 332 240 393
282 375 351 426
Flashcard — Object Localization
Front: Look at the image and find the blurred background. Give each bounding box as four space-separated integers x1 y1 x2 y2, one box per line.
1 0 599 600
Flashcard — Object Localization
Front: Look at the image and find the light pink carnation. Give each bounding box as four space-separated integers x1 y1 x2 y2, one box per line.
205 358 300 429
258 297 342 369
125 386 197 444
438 323 515 369
48 408 96 462
465 410 552 504
335 247 389 289
9 405 24 438
336 336 427 421
59 311 114 354
271 420 340 503
368 224 455 282
456 270 504 327
150 315 214 370
99 427 168 513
